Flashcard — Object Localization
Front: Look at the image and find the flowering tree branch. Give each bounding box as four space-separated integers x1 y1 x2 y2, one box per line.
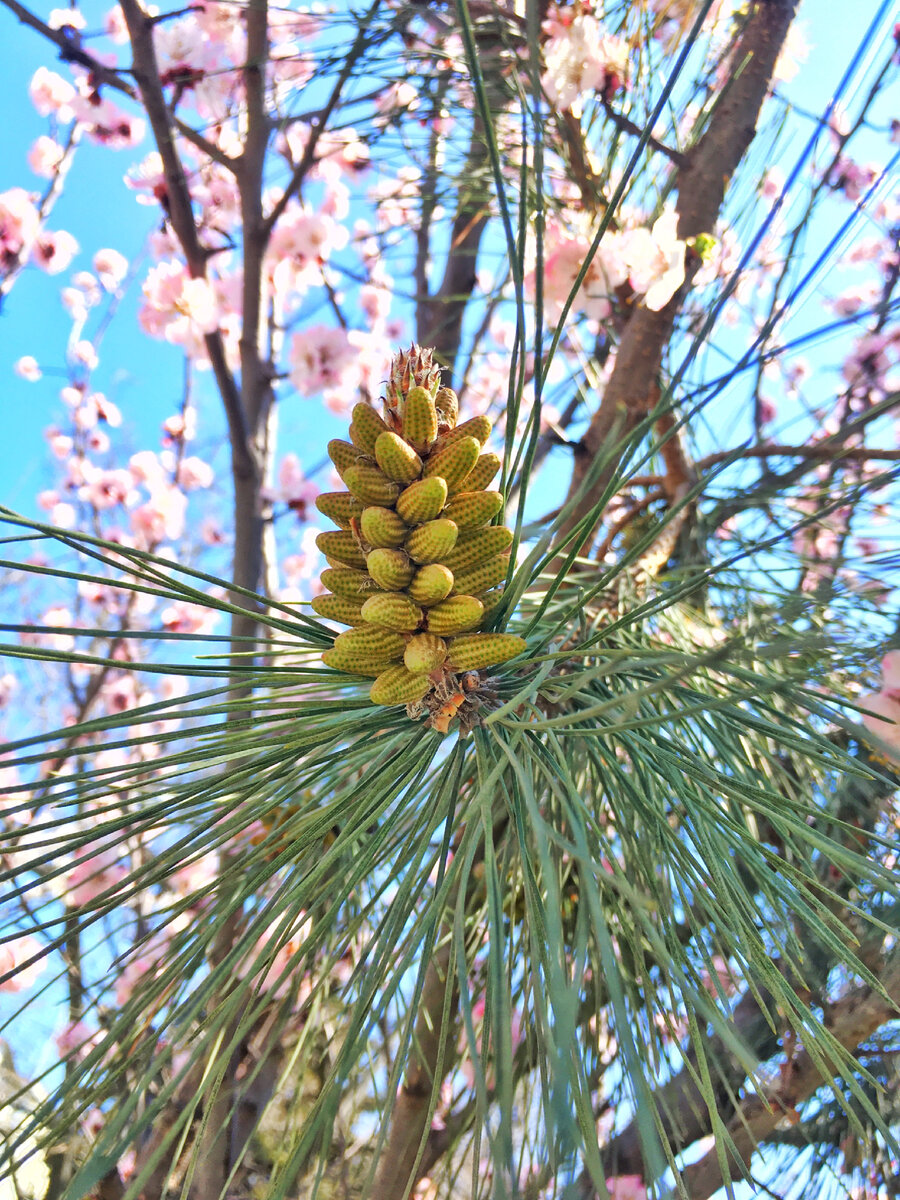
118 0 251 494
560 0 798 551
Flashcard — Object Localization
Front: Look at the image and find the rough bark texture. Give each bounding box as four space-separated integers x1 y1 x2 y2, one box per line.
370 937 459 1200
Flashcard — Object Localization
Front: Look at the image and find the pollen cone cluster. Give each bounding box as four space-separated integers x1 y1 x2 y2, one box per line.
315 344 526 711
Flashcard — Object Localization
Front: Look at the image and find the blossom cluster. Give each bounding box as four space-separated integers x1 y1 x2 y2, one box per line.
861 652 900 761
541 7 629 114
527 208 689 319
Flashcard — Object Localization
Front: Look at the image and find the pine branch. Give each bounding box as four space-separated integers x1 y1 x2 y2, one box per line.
682 948 900 1200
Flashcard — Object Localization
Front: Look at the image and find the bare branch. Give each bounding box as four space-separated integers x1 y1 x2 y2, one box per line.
0 0 135 94
698 443 900 469
600 98 689 167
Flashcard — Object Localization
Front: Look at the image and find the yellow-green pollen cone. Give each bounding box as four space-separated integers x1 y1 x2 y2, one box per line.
314 344 526 728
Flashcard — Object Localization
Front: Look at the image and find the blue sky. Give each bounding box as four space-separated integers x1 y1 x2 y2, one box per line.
1 0 897 525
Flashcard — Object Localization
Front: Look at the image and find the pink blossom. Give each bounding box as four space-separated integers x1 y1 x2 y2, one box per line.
622 210 686 311
859 652 900 760
845 236 889 265
78 466 136 510
130 486 188 545
281 552 316 584
200 517 226 545
177 455 214 490
94 247 129 290
758 398 777 425
71 339 99 369
37 489 62 512
190 163 241 235
0 758 27 822
153 15 218 79
61 285 89 321
541 13 629 114
163 410 197 441
32 228 79 274
94 393 122 426
0 934 48 993
29 66 76 121
761 167 785 199
773 20 809 85
55 1020 99 1060
701 955 739 997
74 89 146 149
126 152 168 206
48 7 86 30
66 846 128 906
21 606 75 652
319 173 350 222
0 674 17 707
374 80 419 126
288 325 357 397
129 450 166 487
269 41 313 102
192 0 246 54
829 282 879 318
140 261 219 355
269 453 319 511
369 166 430 232
115 949 162 1006
28 135 66 178
282 124 368 176
267 204 348 298
99 673 153 714
526 214 627 321
359 282 391 324
345 328 390 406
160 599 221 634
236 916 312 999
78 579 124 612
605 1176 647 1200
882 650 900 693
0 187 40 267
72 270 102 306
14 355 41 381
51 501 77 527
828 157 879 203
104 4 128 43
170 852 218 896
268 4 319 45
73 402 98 432
861 691 900 759
647 0 724 51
